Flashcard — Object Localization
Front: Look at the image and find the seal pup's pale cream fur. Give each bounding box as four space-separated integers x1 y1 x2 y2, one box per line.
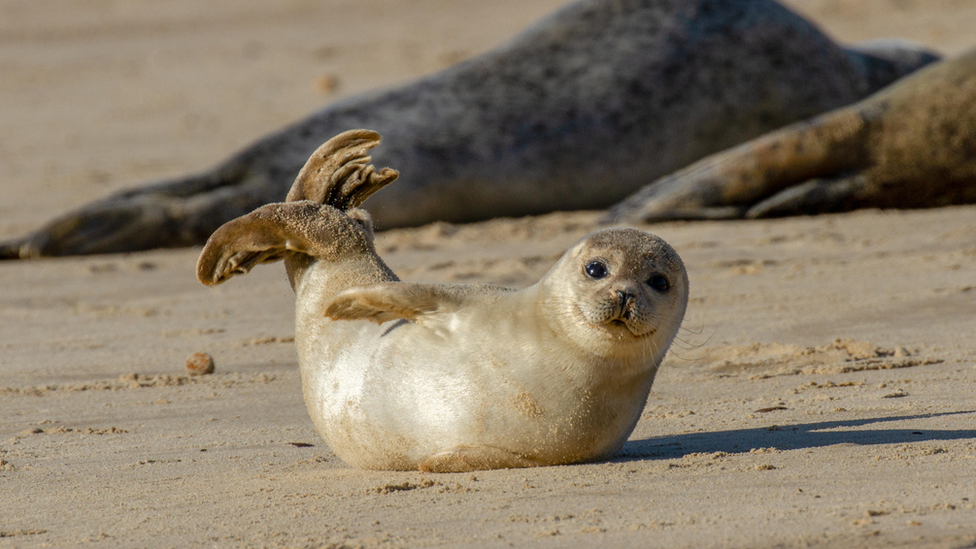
197 129 688 472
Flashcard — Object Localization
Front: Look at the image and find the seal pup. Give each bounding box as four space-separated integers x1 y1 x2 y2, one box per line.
605 48 976 223
197 129 689 471
0 0 938 259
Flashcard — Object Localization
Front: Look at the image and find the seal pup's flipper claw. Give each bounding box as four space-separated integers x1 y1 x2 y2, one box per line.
286 129 399 210
197 201 375 286
197 130 401 290
324 283 482 325
419 445 540 473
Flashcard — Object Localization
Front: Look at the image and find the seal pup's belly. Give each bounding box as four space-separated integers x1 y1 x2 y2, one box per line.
298 317 648 471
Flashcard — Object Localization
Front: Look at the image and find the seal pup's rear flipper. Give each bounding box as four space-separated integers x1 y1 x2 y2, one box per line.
196 129 399 287
286 129 398 209
196 201 378 286
324 283 507 326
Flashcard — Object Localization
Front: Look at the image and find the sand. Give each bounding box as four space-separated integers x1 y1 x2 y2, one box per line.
1 1 975 547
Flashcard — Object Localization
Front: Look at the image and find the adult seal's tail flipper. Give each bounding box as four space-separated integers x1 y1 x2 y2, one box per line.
602 107 873 223
605 48 976 224
196 129 398 288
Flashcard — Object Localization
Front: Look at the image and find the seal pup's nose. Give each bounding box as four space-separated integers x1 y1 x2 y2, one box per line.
614 289 636 320
614 289 635 305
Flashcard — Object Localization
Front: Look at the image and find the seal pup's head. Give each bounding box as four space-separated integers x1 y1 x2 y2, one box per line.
539 227 688 365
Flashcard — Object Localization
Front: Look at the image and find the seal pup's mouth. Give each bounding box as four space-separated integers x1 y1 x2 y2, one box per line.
571 301 656 339
609 293 657 338
613 319 656 338
600 316 656 339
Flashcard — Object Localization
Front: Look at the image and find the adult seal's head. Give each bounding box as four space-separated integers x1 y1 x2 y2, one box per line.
539 228 688 363
197 129 689 472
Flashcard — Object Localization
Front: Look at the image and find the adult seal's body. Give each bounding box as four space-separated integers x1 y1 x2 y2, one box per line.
196 130 689 471
1 0 937 259
606 48 976 222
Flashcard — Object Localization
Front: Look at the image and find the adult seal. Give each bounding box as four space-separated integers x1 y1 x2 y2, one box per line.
604 48 976 223
196 130 689 471
1 0 937 259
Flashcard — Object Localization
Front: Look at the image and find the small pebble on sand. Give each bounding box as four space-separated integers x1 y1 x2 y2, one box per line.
185 352 215 376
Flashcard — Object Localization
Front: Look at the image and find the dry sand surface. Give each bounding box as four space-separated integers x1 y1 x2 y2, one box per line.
2 1 976 547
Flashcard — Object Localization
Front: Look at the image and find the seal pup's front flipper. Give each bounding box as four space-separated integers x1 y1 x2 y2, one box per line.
419 445 541 473
324 282 507 327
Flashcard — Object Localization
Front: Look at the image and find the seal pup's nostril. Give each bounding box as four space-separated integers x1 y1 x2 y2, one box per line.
614 289 635 306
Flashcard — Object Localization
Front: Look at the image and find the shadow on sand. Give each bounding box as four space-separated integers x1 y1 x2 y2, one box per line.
617 411 976 461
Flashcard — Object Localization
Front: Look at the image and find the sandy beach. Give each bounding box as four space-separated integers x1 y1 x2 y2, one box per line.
2 1 975 547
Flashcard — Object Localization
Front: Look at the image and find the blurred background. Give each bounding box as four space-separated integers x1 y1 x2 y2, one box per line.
1 0 973 238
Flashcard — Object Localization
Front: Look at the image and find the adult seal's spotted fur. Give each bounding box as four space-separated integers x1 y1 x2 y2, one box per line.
0 0 938 259
604 48 976 223
196 130 689 471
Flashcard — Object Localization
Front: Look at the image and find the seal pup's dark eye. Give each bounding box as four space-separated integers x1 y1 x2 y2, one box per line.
584 260 608 280
647 274 669 292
